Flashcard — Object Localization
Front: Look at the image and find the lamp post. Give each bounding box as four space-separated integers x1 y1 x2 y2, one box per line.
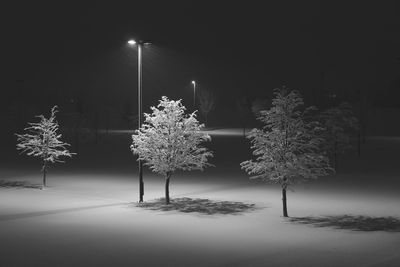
128 39 150 202
191 80 196 110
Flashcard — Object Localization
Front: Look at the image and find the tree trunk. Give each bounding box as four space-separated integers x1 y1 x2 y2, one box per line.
139 160 144 202
42 160 47 189
165 173 171 204
282 183 288 217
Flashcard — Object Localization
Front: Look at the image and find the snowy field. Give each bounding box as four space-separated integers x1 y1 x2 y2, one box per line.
0 129 399 267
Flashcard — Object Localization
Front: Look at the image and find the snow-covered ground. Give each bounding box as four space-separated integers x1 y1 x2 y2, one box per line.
0 130 399 266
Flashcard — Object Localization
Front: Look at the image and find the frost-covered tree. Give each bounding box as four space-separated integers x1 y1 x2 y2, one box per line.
198 88 216 126
318 102 358 169
16 106 75 188
241 88 333 217
131 96 213 204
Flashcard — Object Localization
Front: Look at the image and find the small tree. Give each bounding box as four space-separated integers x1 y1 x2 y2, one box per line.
319 102 358 169
131 96 213 204
241 88 333 217
198 88 216 127
16 106 75 188
235 96 252 137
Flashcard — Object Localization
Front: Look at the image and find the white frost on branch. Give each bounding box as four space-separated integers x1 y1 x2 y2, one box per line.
131 96 213 176
16 106 74 165
241 88 333 186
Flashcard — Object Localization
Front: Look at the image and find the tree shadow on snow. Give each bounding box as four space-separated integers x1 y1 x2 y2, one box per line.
0 180 42 189
289 215 400 232
136 197 258 215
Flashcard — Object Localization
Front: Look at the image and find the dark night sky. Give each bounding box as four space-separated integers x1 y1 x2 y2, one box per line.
2 1 400 123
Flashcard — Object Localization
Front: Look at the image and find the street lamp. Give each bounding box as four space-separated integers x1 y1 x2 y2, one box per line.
128 39 150 202
128 40 136 45
191 80 196 109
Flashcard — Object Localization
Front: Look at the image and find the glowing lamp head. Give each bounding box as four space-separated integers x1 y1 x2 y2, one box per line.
128 40 137 45
191 81 196 85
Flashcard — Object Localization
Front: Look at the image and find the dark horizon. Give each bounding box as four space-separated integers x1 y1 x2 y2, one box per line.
2 1 400 129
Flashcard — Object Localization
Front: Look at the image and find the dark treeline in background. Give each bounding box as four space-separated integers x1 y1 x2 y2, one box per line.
2 1 400 149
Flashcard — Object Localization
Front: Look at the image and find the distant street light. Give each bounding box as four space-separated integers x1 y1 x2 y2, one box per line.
128 39 151 202
128 40 136 45
191 80 196 109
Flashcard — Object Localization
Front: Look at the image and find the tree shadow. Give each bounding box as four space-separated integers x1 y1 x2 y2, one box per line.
289 215 400 232
0 180 42 189
136 197 259 215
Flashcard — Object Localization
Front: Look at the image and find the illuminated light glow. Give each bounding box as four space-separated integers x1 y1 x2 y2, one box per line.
128 40 137 45
192 81 196 85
